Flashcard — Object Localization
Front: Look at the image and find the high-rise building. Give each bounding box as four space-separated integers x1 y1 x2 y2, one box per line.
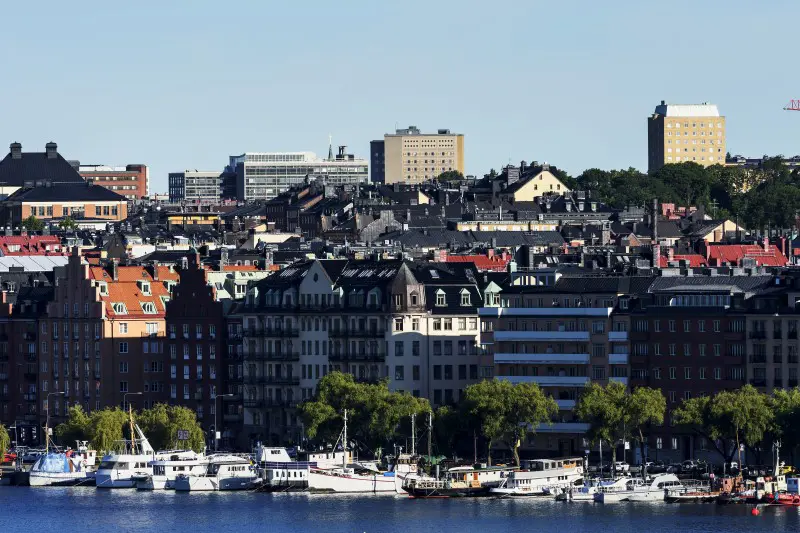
370 140 385 184
229 145 368 201
647 101 726 173
168 170 222 203
382 126 464 184
73 163 149 199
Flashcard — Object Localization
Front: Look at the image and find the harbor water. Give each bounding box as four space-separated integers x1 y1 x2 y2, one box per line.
2 487 799 533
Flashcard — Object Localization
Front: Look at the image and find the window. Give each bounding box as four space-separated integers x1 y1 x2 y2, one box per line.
119 342 128 354
458 318 467 331
683 320 690 332
141 302 157 314
436 290 446 307
412 318 420 331
444 318 453 331
119 323 128 334
111 303 128 315
668 320 675 333
433 341 442 356
698 321 705 333
433 365 442 380
592 366 605 380
714 367 721 380
669 367 676 379
684 367 691 379
469 318 477 330
395 366 404 381
460 290 470 306
713 344 721 357
394 318 403 332
683 344 691 357
119 381 128 393
412 365 420 380
668 344 676 356
699 368 706 380
653 368 661 380
119 362 128 373
395 341 404 357
699 344 706 357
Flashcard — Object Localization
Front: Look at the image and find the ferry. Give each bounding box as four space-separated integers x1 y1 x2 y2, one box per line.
490 457 584 497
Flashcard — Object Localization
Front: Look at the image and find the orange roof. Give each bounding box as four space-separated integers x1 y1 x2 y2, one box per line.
659 254 708 268
0 235 67 256
707 244 788 267
445 255 511 272
88 265 179 318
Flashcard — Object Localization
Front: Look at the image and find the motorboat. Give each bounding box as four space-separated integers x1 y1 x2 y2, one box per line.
403 464 511 498
252 446 314 492
491 457 583 497
29 453 93 487
559 478 615 502
593 477 643 503
627 474 683 502
174 455 256 491
136 450 206 490
308 465 399 494
96 409 158 489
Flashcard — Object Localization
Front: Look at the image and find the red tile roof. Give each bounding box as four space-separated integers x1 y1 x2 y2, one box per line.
707 244 788 267
445 254 511 272
659 254 708 268
0 235 67 256
88 265 179 318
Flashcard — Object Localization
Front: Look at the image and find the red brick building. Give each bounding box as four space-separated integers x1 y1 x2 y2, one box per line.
75 163 149 200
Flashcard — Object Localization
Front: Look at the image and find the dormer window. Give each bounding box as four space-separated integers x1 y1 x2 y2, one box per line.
141 302 157 314
110 302 128 315
410 292 419 306
138 281 151 295
436 290 446 307
97 281 108 296
460 289 471 306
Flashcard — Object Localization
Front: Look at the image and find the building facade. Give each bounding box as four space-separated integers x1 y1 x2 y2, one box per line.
370 140 385 184
75 163 149 199
168 170 222 203
383 126 464 184
647 101 726 172
230 147 368 202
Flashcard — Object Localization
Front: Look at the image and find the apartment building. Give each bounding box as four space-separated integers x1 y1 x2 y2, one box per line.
75 163 149 200
648 101 726 172
382 126 465 184
481 275 638 458
234 259 482 446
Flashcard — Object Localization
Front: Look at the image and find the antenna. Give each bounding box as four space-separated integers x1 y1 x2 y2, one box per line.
328 134 333 160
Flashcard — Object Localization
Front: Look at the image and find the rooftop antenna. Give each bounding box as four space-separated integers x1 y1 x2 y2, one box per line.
328 134 333 160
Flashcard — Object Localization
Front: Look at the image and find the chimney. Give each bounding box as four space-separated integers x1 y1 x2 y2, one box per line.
668 248 675 261
652 198 660 266
221 247 228 269
152 263 159 281
406 209 411 222
10 142 21 160
763 235 769 251
111 258 119 281
45 142 57 160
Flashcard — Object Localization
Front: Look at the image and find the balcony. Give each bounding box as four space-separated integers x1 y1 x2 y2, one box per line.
494 353 590 365
774 330 783 339
244 352 300 362
609 353 629 365
264 375 300 386
749 331 767 340
244 399 265 408
555 399 576 410
23 332 36 341
222 394 242 402
790 331 798 340
498 375 589 387
263 328 299 338
0 354 8 361
223 413 242 422
493 331 591 342
329 352 386 363
748 354 767 364
479 307 612 318
750 378 767 387
534 422 591 434
608 331 629 342
23 393 37 402
24 372 37 381
610 376 629 386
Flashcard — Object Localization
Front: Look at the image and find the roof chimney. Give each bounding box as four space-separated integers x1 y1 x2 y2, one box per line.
45 142 57 160
10 142 21 160
111 258 119 281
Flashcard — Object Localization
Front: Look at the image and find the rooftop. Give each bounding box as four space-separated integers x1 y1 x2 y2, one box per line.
653 101 721 118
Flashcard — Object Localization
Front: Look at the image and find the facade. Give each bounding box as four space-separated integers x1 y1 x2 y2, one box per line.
648 101 726 172
0 182 128 225
75 163 149 200
370 140 385 184
168 170 222 203
383 126 465 184
230 146 368 201
0 142 86 200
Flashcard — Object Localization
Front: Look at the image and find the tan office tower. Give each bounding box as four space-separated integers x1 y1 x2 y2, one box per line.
647 101 726 173
383 126 464 184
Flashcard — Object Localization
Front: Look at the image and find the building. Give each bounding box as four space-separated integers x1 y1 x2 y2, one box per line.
229 145 368 201
168 170 222 203
0 181 128 226
647 101 726 173
383 126 464 184
0 142 86 200
370 140 385 184
74 163 149 200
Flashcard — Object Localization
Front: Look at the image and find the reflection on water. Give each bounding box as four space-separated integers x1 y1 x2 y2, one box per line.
2 487 799 533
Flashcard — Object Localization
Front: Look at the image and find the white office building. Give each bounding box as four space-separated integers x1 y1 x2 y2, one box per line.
168 170 222 203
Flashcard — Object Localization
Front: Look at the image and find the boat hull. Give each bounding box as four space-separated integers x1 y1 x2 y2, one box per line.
95 473 139 489
29 471 92 487
628 490 666 503
594 491 631 503
405 485 490 498
136 475 172 490
308 470 398 493
174 475 256 492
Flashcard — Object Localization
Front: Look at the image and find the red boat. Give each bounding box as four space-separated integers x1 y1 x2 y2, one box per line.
774 493 800 506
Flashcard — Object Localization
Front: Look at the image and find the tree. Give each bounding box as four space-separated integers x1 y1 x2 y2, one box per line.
0 423 9 460
55 405 92 446
21 215 44 231
628 387 666 475
464 379 558 466
674 385 773 468
58 216 77 230
436 170 465 182
575 381 627 470
88 408 129 453
772 388 800 463
299 372 430 455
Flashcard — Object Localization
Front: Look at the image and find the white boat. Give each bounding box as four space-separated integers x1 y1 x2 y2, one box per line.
174 455 256 491
562 478 616 502
307 466 399 493
490 457 584 497
136 450 206 490
593 477 643 503
627 474 683 502
96 412 158 489
29 453 92 487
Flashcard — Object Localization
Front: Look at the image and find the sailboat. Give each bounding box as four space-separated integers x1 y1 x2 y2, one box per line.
29 414 95 487
95 407 158 489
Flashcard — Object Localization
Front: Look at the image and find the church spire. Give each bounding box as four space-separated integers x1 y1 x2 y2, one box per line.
328 133 333 160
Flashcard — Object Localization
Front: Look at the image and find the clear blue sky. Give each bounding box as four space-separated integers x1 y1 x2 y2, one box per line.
3 0 798 192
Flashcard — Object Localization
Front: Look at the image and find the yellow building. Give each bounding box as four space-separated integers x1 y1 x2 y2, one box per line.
383 126 464 184
647 101 726 173
499 169 571 202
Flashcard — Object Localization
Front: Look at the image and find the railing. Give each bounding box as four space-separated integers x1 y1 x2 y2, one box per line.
750 378 767 386
263 375 300 386
790 331 798 339
243 352 300 362
774 330 783 339
774 355 783 364
244 399 265 408
748 354 767 364
749 331 767 339
24 372 37 381
0 354 9 361
328 352 386 362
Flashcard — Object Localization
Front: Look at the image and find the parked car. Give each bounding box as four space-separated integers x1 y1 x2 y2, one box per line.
614 461 630 474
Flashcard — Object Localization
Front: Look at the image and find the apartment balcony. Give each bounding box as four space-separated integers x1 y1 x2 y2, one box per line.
329 328 384 338
263 375 300 386
479 307 612 318
223 413 242 422
774 330 783 340
244 352 300 362
608 331 629 342
748 354 767 364
555 399 577 410
789 330 798 340
494 353 590 365
222 394 242 402
263 328 300 338
749 331 767 340
535 422 591 434
244 399 265 408
329 352 386 363
610 376 629 386
493 331 591 342
498 375 589 387
750 378 767 387
23 372 37 381
609 353 629 365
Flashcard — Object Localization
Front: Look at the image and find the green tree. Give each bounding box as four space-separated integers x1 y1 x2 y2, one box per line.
464 379 558 466
772 388 800 463
21 215 44 231
137 404 205 452
54 405 92 446
674 385 773 467
58 216 77 230
575 381 627 469
436 170 465 182
88 408 129 453
0 423 10 459
299 372 430 454
628 387 666 475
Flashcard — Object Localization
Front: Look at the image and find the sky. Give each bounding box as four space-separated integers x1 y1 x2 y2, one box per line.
2 0 798 193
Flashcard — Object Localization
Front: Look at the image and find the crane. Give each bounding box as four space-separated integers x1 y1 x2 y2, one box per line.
784 100 800 111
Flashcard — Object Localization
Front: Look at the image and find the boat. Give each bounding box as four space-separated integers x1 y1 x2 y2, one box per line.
627 474 683 502
96 407 158 489
593 477 642 503
664 479 718 503
490 457 584 497
136 450 206 490
403 464 511 498
559 478 615 502
29 453 93 487
173 455 256 491
252 446 315 493
773 493 800 506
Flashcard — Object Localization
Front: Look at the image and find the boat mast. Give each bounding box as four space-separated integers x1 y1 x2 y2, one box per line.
342 409 347 469
427 411 432 463
411 414 416 456
129 404 137 455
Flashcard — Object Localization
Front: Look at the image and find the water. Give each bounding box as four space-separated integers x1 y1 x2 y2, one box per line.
2 487 798 533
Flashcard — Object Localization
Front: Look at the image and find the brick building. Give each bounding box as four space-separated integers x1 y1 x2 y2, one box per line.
75 163 149 200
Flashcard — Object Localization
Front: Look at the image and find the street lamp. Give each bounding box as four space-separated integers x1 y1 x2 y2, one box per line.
123 391 143 410
214 393 234 452
45 392 65 452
